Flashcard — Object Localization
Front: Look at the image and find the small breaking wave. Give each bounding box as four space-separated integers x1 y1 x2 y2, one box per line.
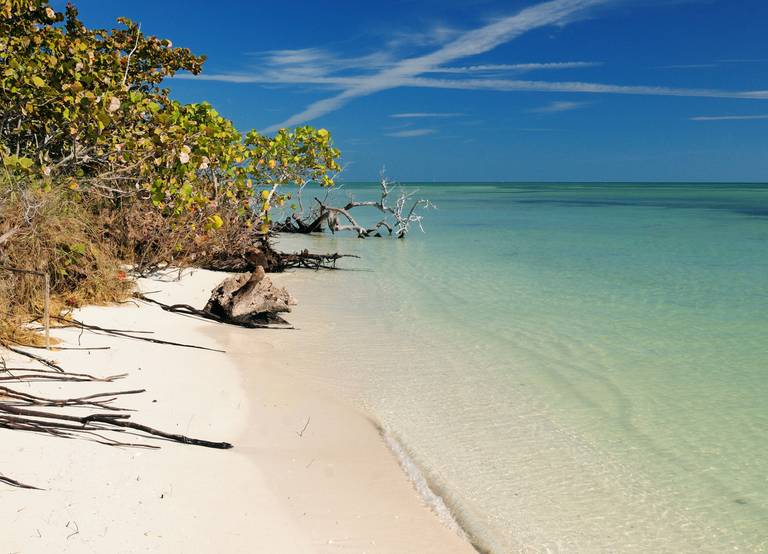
381 430 477 546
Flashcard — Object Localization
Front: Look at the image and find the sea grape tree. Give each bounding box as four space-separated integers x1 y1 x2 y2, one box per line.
0 0 341 235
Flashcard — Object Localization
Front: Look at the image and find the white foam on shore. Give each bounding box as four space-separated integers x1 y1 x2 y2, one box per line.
382 430 470 542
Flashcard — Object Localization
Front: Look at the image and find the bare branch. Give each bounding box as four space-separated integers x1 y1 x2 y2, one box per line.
121 24 142 89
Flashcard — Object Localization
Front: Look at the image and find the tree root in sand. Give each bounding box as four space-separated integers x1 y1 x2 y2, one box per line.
134 293 293 329
0 330 233 489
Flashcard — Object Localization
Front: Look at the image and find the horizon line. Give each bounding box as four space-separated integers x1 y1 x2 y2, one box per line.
331 179 768 185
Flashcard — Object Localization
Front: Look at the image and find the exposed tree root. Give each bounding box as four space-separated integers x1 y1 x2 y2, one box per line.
0 404 233 450
0 386 143 410
199 240 357 274
52 316 225 353
2 344 65 372
0 318 232 489
133 294 294 329
0 473 41 490
273 249 359 271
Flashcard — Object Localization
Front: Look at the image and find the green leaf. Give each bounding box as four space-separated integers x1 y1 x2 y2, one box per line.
96 110 111 129
70 243 87 255
209 214 223 229
31 75 46 88
17 157 34 169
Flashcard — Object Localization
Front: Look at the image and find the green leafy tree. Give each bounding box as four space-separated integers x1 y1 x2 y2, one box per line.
0 0 341 235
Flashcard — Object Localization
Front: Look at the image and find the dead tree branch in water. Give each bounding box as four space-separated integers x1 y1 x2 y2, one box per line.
274 250 359 271
201 241 358 273
275 174 435 238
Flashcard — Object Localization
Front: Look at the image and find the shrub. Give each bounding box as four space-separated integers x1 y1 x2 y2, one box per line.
0 176 130 344
0 0 343 340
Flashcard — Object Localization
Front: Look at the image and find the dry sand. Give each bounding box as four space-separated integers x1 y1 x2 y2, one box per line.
0 269 475 553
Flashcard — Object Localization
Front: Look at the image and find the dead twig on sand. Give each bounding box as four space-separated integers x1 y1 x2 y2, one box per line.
0 314 233 490
0 473 41 490
2 345 64 372
0 403 233 449
296 416 311 438
52 316 225 353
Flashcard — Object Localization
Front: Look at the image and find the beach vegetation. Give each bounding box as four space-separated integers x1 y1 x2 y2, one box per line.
0 0 340 342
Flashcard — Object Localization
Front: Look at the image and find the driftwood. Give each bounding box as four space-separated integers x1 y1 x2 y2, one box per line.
201 242 356 273
0 360 126 383
0 313 234 489
275 176 435 238
0 386 143 411
0 403 233 449
3 344 65 371
204 267 295 325
134 293 293 329
0 349 233 489
52 316 225 353
275 249 359 271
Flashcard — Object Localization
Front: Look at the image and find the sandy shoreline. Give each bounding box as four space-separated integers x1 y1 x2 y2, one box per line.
1 268 475 553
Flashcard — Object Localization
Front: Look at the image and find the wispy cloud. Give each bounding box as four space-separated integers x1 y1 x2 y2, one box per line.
385 128 437 137
531 100 589 112
427 61 601 73
385 24 462 50
398 77 768 99
690 114 768 121
389 112 465 118
176 0 768 133
258 0 611 132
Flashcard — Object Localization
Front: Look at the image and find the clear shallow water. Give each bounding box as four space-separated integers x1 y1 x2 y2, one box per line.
274 182 768 553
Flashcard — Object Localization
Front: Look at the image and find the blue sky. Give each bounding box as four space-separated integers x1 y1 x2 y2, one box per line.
56 0 768 181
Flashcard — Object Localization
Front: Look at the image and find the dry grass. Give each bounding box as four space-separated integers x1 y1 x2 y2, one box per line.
0 177 266 345
0 179 131 345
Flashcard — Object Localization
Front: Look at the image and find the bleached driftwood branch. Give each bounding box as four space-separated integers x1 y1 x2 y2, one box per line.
279 174 434 238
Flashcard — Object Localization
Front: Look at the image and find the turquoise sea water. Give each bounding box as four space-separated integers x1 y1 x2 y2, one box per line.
274 182 768 552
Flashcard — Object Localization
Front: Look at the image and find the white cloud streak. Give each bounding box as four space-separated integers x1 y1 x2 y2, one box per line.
531 100 589 112
427 61 601 73
259 0 609 132
690 114 768 121
399 77 768 99
385 128 437 137
389 112 465 118
176 0 768 133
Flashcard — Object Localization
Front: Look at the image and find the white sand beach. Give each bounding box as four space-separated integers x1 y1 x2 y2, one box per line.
0 268 474 553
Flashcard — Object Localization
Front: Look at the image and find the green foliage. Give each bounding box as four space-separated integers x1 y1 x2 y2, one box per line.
0 0 341 235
